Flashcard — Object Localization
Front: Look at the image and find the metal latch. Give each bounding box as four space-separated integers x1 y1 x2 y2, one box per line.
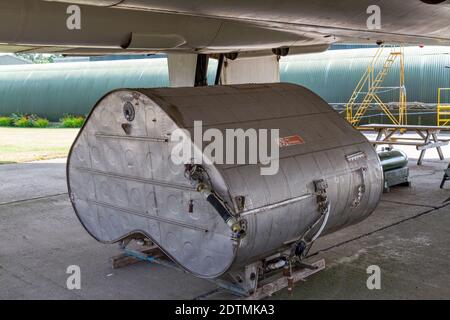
292 179 331 259
351 167 367 208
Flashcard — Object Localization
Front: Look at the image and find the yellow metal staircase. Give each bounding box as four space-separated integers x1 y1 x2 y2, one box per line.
437 88 450 127
346 45 407 127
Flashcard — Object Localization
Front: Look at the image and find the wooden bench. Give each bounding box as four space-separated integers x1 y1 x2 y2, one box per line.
361 124 449 165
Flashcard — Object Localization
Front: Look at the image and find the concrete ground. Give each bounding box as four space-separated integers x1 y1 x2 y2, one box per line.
1 134 450 300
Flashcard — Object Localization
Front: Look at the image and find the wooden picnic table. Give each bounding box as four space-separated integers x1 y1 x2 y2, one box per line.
360 124 450 165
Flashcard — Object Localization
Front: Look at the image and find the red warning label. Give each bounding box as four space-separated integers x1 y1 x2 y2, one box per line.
279 135 305 147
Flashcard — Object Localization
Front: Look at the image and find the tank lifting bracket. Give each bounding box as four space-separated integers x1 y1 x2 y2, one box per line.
291 179 331 259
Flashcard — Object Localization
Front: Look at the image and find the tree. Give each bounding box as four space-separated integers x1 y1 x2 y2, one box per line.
14 53 61 64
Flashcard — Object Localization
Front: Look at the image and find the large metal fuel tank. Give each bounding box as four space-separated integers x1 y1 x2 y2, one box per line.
67 83 383 280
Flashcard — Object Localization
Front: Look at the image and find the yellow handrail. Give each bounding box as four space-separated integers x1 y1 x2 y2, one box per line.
437 88 450 126
346 44 407 127
346 45 384 122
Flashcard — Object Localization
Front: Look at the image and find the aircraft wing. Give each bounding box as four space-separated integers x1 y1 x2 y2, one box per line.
0 0 449 55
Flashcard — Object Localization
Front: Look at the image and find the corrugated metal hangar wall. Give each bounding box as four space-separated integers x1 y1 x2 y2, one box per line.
0 47 449 121
281 46 450 106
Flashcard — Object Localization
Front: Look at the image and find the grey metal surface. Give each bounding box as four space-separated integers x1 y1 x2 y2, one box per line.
67 83 383 279
1 0 450 55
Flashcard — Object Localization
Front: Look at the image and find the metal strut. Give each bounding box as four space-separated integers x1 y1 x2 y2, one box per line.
214 53 225 85
194 54 209 87
185 164 245 236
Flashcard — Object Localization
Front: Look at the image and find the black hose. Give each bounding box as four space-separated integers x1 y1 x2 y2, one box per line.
206 193 234 224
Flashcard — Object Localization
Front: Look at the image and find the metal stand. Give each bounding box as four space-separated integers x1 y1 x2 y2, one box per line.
384 167 411 193
110 241 325 300
440 164 450 189
244 259 325 300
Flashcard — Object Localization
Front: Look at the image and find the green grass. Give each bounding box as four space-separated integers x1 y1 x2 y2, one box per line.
0 127 79 163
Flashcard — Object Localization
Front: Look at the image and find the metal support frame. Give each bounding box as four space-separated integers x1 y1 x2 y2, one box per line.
245 259 325 300
214 54 225 85
440 164 450 189
111 241 325 300
194 54 209 87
